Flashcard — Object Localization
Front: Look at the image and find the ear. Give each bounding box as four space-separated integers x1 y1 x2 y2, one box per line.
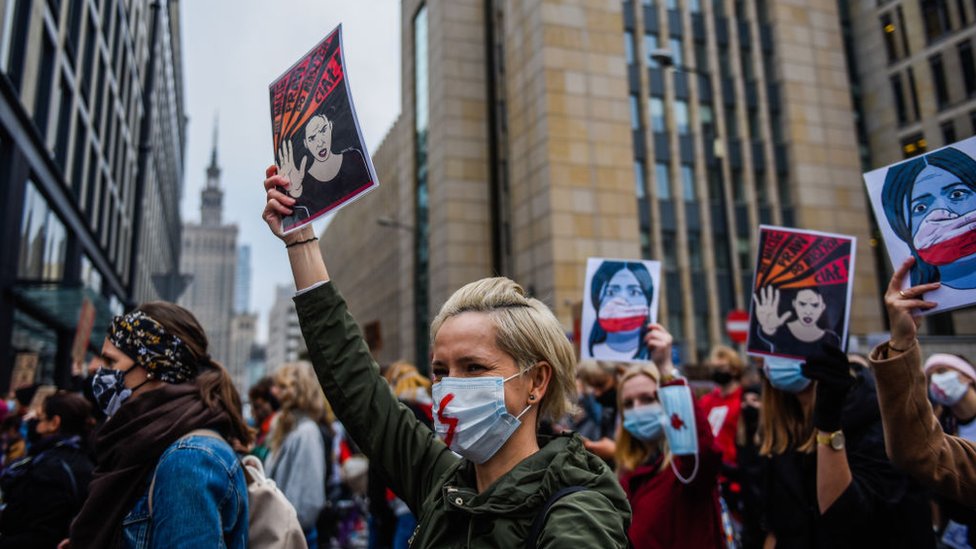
49 414 62 432
528 362 553 402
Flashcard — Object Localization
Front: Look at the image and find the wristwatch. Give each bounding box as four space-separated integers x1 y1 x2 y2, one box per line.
816 430 845 450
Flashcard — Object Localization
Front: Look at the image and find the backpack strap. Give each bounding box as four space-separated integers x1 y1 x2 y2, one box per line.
525 485 588 549
148 429 224 512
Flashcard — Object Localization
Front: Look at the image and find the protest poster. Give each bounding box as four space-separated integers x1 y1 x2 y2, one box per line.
747 226 856 360
864 136 976 314
580 258 662 363
269 24 378 234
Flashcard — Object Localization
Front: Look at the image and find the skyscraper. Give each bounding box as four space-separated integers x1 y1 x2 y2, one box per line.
0 0 187 388
179 125 237 365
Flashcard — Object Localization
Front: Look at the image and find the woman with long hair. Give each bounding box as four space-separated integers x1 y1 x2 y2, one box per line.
614 328 725 549
261 166 630 547
757 343 934 547
65 302 251 548
266 361 329 543
588 261 656 361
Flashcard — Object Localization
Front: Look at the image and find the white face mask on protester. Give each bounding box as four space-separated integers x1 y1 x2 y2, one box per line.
431 367 535 464
930 371 971 407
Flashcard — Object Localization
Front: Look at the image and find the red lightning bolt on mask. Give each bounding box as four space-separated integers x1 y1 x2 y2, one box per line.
437 393 459 447
670 413 686 431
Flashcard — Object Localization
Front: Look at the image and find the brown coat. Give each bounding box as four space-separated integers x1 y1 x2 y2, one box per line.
870 340 976 506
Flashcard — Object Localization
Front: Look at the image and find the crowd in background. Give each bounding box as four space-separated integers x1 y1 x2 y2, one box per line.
0 260 975 547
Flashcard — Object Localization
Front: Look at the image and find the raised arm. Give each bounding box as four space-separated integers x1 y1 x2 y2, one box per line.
870 257 976 506
262 166 459 513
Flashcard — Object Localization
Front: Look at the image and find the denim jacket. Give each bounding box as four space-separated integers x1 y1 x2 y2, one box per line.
121 434 248 548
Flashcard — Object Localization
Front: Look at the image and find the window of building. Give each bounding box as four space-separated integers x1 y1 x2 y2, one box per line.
748 108 761 139
413 5 430 367
725 106 738 137
675 100 690 134
901 133 927 158
700 104 714 137
907 67 922 119
689 0 702 12
890 73 908 125
625 31 635 65
941 120 957 144
635 161 647 199
645 33 660 67
930 54 949 108
713 0 725 17
921 0 952 42
732 170 746 203
655 162 671 199
18 181 67 281
630 94 641 130
34 31 57 138
681 164 696 201
650 97 666 132
667 0 678 10
959 0 971 24
55 72 73 171
670 38 683 67
708 169 724 202
880 13 898 62
959 40 976 96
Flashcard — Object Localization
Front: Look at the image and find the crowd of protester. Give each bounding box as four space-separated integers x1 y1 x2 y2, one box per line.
0 179 974 548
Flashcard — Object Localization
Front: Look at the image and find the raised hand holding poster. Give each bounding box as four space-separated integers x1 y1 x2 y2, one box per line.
747 226 856 360
269 24 378 234
864 136 976 314
581 258 662 363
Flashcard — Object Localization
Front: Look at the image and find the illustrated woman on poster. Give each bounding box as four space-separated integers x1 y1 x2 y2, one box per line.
278 103 372 226
882 146 976 289
588 261 655 361
753 285 840 358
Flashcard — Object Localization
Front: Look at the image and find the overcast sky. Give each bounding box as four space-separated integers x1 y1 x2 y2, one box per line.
181 1 401 343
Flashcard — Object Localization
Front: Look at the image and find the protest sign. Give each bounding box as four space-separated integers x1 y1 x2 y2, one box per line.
864 136 976 314
747 226 856 360
580 258 661 363
269 24 378 234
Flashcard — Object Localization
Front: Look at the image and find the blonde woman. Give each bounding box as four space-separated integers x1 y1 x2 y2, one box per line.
614 328 724 549
261 165 630 547
266 361 329 543
757 343 934 547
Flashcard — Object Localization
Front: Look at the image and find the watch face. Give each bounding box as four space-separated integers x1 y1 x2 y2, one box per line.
830 432 845 450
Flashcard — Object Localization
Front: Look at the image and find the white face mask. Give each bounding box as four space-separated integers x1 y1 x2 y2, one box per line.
930 371 971 407
431 367 533 464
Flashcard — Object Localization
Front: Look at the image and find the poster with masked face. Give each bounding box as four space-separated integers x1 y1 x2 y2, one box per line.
746 226 856 361
581 258 661 363
269 24 379 234
865 136 976 314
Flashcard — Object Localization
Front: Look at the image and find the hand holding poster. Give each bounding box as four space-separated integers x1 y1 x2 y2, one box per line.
864 136 976 314
747 226 856 360
269 24 378 234
580 258 662 363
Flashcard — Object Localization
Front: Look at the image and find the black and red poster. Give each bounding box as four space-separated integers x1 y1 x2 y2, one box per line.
269 24 378 233
747 226 856 360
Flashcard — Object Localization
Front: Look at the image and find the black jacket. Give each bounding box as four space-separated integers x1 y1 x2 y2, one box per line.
760 364 935 548
0 435 93 548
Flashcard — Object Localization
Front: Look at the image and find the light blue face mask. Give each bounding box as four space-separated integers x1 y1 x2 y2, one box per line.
764 356 811 393
623 403 666 441
431 367 533 464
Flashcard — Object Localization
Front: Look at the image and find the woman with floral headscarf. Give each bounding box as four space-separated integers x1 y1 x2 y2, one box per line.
64 302 252 548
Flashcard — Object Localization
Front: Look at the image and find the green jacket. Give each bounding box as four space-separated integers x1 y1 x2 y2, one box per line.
296 282 631 548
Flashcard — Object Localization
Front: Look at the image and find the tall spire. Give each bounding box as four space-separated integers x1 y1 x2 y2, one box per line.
206 113 220 188
201 113 224 226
